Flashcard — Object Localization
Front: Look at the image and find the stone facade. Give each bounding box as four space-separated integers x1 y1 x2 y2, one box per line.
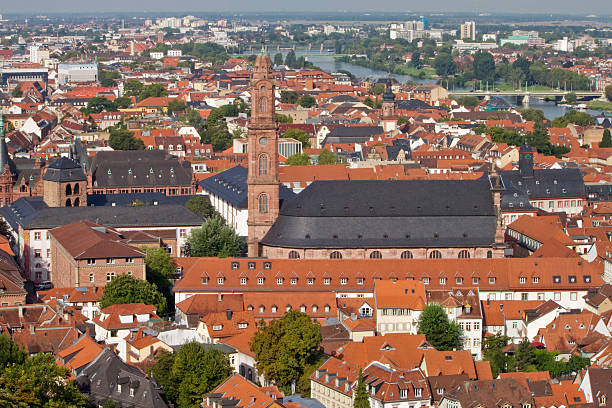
261 246 504 260
247 53 280 257
43 179 86 207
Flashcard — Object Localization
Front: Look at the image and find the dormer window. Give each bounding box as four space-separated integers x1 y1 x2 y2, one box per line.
263 262 272 269
599 395 607 406
217 277 224 285
400 389 408 398
231 262 239 270
414 388 422 398
213 324 222 331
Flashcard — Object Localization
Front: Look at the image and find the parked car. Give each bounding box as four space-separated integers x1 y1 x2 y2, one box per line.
35 281 52 291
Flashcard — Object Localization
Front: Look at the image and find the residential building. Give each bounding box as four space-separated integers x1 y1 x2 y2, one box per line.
460 21 476 41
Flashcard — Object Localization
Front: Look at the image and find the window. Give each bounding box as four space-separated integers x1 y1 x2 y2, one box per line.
106 258 115 264
129 388 134 397
125 257 134 263
584 275 591 283
217 277 225 285
257 277 264 285
465 322 471 331
263 262 272 269
258 154 269 176
512 321 518 329
290 278 297 285
554 292 561 301
324 305 330 313
276 278 283 285
324 278 331 285
458 250 470 259
423 277 430 285
440 277 447 285
357 278 364 285
487 250 493 258
248 262 256 269
456 277 463 285
259 97 267 113
271 305 277 313
522 293 528 301
474 322 480 331
238 323 248 329
34 232 41 240
569 275 577 283
106 272 115 281
300 305 306 312
472 277 480 285
599 395 606 406
340 278 348 285
520 277 526 284
231 262 239 270
489 277 496 285
258 194 269 213
288 250 300 259
571 292 577 301
400 389 408 399
240 277 247 285
213 324 223 331
400 250 413 259
89 273 94 282
330 251 342 259
369 251 382 259
533 277 539 284
202 277 209 285
34 249 41 258
307 278 314 285
312 305 318 313
429 250 442 259
553 276 561 283
414 388 422 398
259 306 265 313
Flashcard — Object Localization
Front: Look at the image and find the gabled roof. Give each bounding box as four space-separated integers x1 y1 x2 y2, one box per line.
56 335 104 373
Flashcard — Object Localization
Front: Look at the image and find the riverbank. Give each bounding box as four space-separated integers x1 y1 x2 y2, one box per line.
335 55 435 80
586 101 612 112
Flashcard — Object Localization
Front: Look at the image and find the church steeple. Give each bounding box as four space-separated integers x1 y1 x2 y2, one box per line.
0 113 10 175
247 51 280 257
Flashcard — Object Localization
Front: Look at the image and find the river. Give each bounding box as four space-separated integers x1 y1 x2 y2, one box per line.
242 51 604 120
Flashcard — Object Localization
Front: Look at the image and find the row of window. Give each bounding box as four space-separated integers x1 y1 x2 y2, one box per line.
245 304 331 314
322 249 489 260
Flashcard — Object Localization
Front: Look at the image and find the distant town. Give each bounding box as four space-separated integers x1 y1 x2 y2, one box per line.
0 9 611 408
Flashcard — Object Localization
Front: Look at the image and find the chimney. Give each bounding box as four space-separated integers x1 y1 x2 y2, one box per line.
226 309 232 320
29 324 35 335
217 293 222 302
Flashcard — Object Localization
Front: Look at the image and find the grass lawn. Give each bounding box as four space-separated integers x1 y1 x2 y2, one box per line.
586 101 612 111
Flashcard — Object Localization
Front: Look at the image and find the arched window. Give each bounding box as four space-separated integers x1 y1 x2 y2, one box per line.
369 251 382 259
458 250 470 259
65 198 72 207
288 250 300 259
258 154 268 176
487 250 493 258
73 198 80 207
73 183 79 194
330 251 342 259
400 250 414 259
260 97 267 113
65 184 72 196
258 194 269 213
429 250 442 259
260 85 266 91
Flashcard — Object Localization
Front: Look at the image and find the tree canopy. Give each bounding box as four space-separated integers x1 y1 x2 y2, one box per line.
354 369 370 408
298 94 316 108
185 195 217 219
250 311 323 394
606 85 612 102
318 149 339 165
417 304 462 351
285 153 312 166
108 127 145 150
283 128 311 148
149 343 232 408
601 129 612 148
99 274 167 316
551 110 595 127
185 215 244 257
433 53 457 77
473 52 496 81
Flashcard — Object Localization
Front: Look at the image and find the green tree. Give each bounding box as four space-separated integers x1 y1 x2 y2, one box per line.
606 84 612 102
173 342 232 408
551 110 594 127
371 83 386 95
317 149 339 165
417 304 462 351
11 85 22 98
482 333 511 378
411 52 421 67
455 96 481 107
99 69 120 87
473 51 496 81
519 108 545 124
99 274 167 316
0 353 88 407
167 99 187 115
274 53 284 66
433 53 457 77
185 215 243 257
601 129 612 148
353 369 370 408
298 94 316 108
108 127 145 150
251 311 323 394
283 128 311 148
139 83 168 101
276 114 293 124
0 334 26 372
149 343 231 408
115 96 132 109
285 153 312 166
280 91 299 104
285 50 297 68
123 80 144 98
185 195 217 219
515 338 537 372
565 92 577 104
86 96 118 113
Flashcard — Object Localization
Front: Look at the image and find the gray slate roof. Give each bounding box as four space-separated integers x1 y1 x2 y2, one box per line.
76 348 169 408
261 178 497 249
0 196 204 230
42 157 86 182
89 150 193 188
500 168 586 201
198 165 296 209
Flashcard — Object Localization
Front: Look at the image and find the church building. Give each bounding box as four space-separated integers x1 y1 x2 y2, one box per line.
245 53 506 260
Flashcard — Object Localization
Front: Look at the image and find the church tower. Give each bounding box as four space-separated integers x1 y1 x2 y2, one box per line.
381 86 397 133
0 113 16 206
247 49 280 257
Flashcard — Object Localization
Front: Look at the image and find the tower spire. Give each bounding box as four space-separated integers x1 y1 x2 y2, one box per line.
260 36 266 56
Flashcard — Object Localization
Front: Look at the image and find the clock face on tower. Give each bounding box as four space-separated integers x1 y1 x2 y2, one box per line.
524 154 532 160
